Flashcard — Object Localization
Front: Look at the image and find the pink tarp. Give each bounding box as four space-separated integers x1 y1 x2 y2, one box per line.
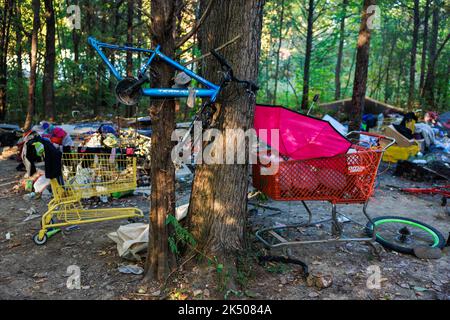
254 104 352 161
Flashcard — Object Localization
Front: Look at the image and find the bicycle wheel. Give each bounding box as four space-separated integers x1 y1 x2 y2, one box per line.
366 216 445 254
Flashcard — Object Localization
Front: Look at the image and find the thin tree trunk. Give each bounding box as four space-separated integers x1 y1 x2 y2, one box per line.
24 0 40 130
43 0 56 121
144 0 177 283
187 0 264 286
343 49 356 97
14 1 25 119
0 0 14 121
301 0 314 110
384 33 398 103
422 0 440 107
126 0 134 117
408 0 420 108
419 0 430 93
335 0 348 101
348 0 376 132
273 0 285 105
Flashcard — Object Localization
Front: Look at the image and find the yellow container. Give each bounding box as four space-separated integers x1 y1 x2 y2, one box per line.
382 143 420 163
33 153 143 245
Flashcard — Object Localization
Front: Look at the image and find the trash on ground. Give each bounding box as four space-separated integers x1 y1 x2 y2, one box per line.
118 264 144 275
23 207 41 222
109 204 188 261
134 187 151 197
108 223 149 261
306 272 333 290
65 225 81 232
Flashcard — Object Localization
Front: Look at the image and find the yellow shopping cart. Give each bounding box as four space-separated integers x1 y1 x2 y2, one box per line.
33 152 144 245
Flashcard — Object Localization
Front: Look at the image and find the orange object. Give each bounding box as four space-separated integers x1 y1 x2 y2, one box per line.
50 136 63 145
253 144 383 204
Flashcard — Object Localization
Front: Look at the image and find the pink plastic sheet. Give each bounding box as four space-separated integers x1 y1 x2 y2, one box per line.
254 104 352 161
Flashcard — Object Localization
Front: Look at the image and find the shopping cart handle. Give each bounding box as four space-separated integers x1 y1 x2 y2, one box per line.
347 131 396 151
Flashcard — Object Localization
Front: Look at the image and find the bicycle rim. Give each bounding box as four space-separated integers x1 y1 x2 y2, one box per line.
370 218 441 249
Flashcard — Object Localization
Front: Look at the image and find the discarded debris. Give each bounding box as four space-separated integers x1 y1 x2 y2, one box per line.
133 187 151 197
306 272 333 290
23 207 40 222
118 265 144 275
193 289 203 297
65 225 81 232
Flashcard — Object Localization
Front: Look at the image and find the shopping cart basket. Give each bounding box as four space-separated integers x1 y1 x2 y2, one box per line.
253 131 395 248
33 152 144 245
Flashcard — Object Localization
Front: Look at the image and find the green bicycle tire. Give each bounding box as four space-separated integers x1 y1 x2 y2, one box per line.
366 216 445 254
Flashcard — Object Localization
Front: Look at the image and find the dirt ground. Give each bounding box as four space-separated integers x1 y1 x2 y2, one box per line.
0 149 448 300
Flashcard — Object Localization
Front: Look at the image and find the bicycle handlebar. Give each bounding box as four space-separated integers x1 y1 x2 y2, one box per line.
210 49 259 93
210 49 232 71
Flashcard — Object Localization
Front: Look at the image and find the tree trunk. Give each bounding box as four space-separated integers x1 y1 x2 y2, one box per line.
126 0 134 117
187 0 264 286
144 0 177 283
14 1 25 119
43 0 56 121
0 0 14 121
419 0 430 93
24 0 40 130
273 0 285 105
348 0 375 132
422 0 440 107
301 0 314 110
335 0 348 101
408 0 420 108
384 33 398 103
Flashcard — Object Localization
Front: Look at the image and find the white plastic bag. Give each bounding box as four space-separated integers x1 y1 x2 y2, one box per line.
33 175 50 193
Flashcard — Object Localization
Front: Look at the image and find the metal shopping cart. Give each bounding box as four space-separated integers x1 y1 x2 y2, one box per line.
253 131 395 249
33 152 143 245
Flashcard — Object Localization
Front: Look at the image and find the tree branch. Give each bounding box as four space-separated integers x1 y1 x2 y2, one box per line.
183 34 241 66
175 0 214 49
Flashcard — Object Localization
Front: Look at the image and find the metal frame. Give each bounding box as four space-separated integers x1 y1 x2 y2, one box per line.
255 201 377 248
88 37 221 102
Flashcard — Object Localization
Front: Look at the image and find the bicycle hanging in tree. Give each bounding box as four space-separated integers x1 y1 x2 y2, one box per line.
88 37 258 137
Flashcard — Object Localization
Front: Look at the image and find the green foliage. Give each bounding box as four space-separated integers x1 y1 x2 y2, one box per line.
2 0 449 125
166 214 196 256
259 0 449 111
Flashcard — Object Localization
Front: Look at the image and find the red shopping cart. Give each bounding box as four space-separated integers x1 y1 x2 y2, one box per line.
252 105 395 249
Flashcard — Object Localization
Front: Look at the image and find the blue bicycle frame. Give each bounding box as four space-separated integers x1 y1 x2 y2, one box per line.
88 37 222 103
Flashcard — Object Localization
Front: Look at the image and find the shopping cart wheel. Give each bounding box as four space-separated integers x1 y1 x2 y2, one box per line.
33 232 48 246
365 216 445 255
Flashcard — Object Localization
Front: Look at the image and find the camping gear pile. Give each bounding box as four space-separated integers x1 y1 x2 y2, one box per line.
382 111 450 165
382 111 450 186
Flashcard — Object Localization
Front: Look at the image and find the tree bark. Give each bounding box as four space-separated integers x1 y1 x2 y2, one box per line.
335 0 348 101
14 1 25 118
24 0 40 130
422 0 440 107
301 0 314 110
126 0 134 117
419 0 430 93
0 0 14 121
408 0 420 108
144 0 177 283
43 0 56 121
187 0 264 286
348 0 375 132
384 33 398 103
273 0 285 105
